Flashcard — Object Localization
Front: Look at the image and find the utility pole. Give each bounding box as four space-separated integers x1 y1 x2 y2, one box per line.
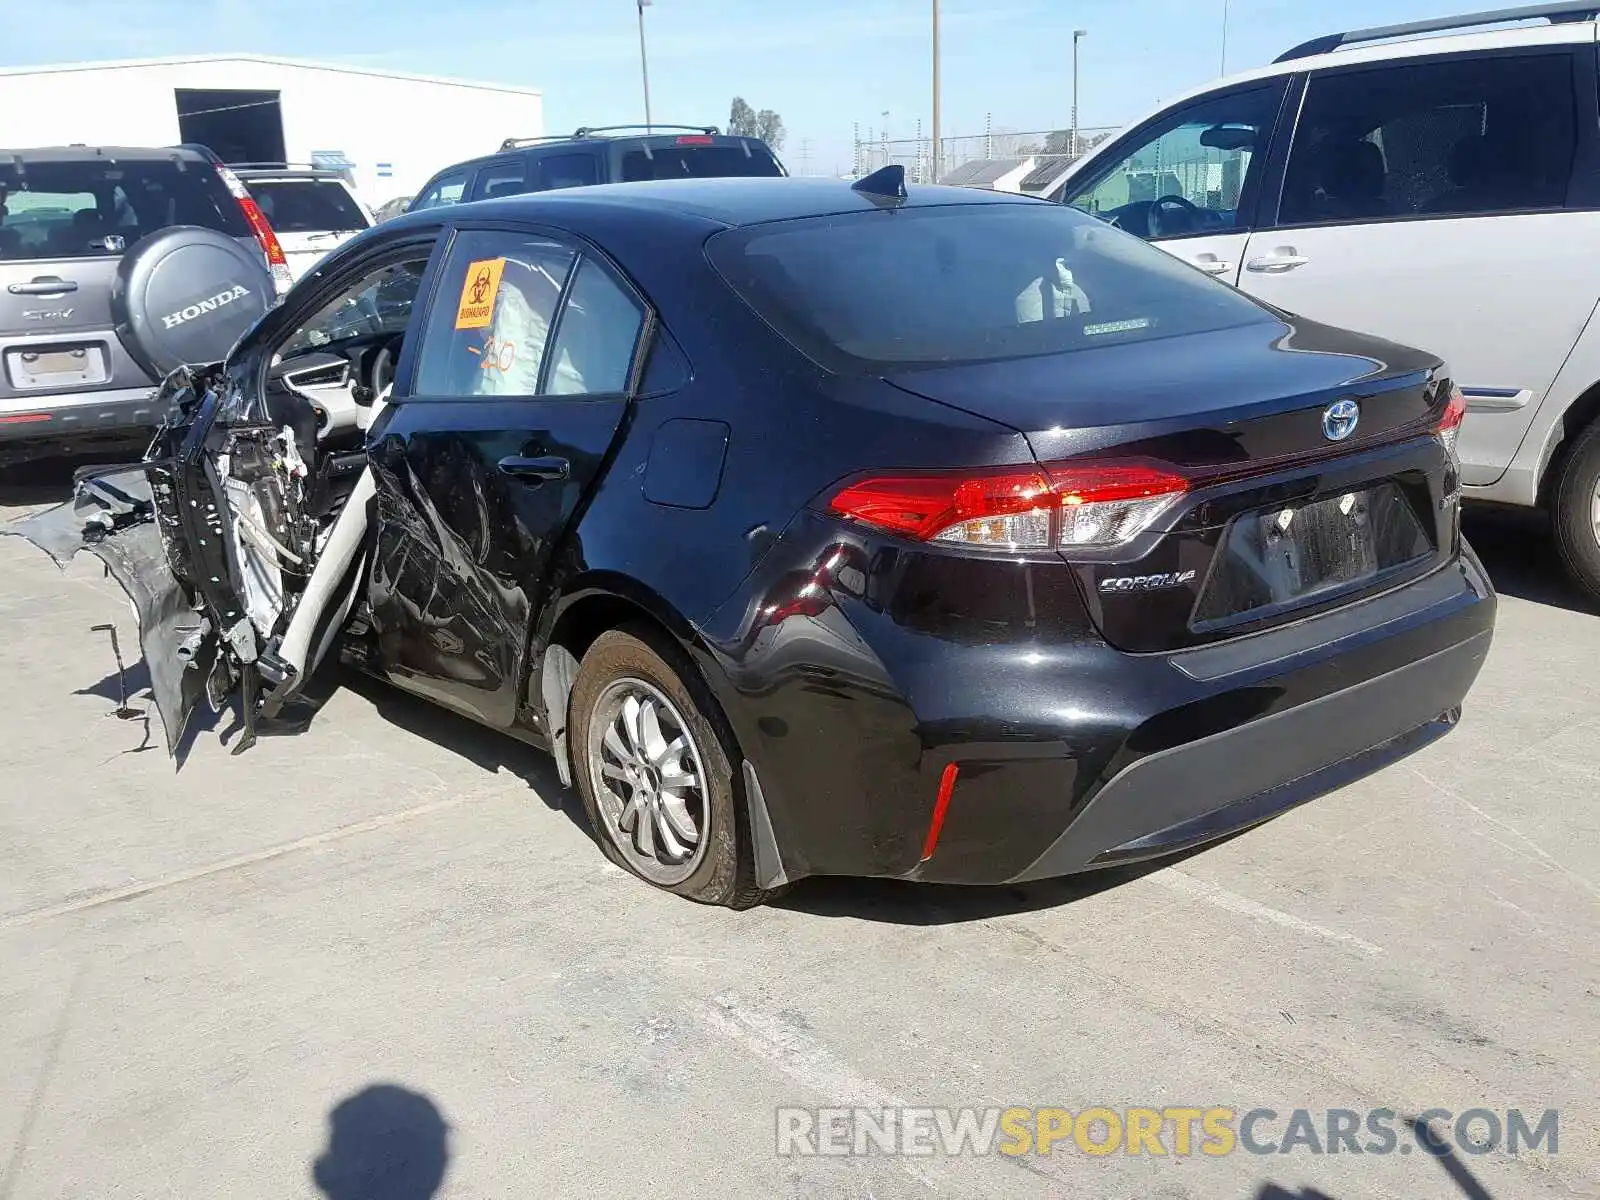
932 0 942 183
636 0 654 130
799 137 814 176
1221 0 1230 74
1071 29 1087 159
881 110 889 171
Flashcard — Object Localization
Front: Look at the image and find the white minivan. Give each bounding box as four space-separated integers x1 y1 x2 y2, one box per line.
1051 2 1600 599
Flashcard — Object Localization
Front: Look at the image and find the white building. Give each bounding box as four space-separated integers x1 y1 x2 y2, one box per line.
0 54 544 205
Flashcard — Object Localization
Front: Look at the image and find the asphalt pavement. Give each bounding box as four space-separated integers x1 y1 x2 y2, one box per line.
1 460 1595 1200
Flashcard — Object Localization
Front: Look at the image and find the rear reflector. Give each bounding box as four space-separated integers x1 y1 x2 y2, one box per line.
829 461 1189 551
676 135 715 145
919 762 961 862
0 413 52 425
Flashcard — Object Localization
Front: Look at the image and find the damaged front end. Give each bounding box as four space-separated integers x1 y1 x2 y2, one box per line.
6 363 373 756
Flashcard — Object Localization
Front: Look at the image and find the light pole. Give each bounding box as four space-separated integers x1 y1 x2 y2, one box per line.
931 0 941 183
1220 0 1230 74
1071 29 1087 160
636 0 654 130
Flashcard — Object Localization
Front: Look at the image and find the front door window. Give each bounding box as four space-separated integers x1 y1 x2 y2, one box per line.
1061 86 1284 241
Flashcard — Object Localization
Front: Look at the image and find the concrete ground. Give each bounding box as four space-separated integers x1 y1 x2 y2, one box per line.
0 460 1595 1200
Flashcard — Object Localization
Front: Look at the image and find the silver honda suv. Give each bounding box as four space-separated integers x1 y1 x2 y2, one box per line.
0 145 288 468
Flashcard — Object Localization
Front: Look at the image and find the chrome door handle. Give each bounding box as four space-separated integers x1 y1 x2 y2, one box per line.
8 277 78 295
497 454 570 483
1194 258 1233 275
1245 254 1310 273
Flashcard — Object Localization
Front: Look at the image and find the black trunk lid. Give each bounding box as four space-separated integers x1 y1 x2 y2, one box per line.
886 318 1457 652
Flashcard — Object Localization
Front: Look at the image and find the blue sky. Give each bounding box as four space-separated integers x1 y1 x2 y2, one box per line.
3 0 1502 172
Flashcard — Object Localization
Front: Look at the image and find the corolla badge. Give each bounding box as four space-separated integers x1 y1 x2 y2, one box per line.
1322 398 1361 442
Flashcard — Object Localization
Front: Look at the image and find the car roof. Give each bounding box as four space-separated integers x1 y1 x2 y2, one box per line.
395 176 1038 232
1063 9 1596 185
1198 7 1590 94
0 145 214 164
424 133 776 179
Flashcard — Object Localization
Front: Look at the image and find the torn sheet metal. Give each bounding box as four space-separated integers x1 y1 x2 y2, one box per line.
5 470 213 755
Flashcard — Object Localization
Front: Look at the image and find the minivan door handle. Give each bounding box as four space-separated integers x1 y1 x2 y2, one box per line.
1192 255 1233 276
1245 250 1310 273
8 277 79 295
497 454 570 483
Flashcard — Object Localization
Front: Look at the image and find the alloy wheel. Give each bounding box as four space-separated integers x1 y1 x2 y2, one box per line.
586 677 710 886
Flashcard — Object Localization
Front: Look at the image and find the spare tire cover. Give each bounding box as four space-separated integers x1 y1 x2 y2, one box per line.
112 225 274 379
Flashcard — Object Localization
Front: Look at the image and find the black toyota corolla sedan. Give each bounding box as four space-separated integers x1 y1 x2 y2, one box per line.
13 168 1495 907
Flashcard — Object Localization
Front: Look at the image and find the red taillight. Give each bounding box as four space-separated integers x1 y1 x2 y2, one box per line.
238 196 287 266
0 413 51 425
1437 384 1467 462
828 469 1052 541
677 134 715 145
829 461 1189 551
213 162 293 295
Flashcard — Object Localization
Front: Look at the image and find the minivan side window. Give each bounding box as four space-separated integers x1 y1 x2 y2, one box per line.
1277 53 1577 227
536 154 601 191
414 230 576 397
1057 85 1284 241
471 161 526 201
411 172 468 212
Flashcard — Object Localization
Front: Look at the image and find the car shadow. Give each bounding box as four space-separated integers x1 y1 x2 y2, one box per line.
776 837 1237 925
1463 506 1597 614
0 452 142 510
329 665 594 840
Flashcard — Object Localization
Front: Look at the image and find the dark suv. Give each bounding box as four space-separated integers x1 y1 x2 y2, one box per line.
407 125 786 211
0 145 290 467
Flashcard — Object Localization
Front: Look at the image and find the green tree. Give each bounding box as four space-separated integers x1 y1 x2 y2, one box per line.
728 96 757 137
728 96 786 150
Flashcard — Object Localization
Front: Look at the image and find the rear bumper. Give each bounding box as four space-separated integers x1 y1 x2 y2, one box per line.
1011 627 1486 881
0 387 162 453
706 521 1496 888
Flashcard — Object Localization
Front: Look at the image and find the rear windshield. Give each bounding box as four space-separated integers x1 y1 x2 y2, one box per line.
0 157 248 261
620 143 784 182
246 178 369 233
705 203 1274 371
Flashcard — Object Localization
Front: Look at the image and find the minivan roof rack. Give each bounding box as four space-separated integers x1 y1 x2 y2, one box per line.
1275 2 1600 62
499 124 721 150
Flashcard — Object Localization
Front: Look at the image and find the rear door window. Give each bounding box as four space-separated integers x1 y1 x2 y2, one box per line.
470 161 526 201
619 142 784 181
546 259 646 394
247 179 368 232
414 229 576 397
1278 53 1578 225
0 157 248 260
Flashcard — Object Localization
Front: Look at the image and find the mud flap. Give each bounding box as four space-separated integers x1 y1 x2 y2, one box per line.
5 469 214 755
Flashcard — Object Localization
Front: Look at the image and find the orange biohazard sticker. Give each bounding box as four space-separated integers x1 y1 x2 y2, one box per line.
454 257 506 330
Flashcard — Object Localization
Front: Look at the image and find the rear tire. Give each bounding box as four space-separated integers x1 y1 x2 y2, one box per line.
568 625 781 909
1550 420 1600 606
